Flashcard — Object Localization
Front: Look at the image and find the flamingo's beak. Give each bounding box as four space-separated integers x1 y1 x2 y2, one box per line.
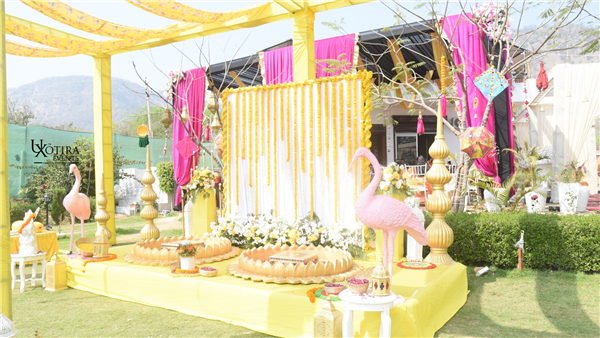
348 153 359 172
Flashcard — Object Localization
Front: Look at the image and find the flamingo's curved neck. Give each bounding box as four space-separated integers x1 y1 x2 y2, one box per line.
70 167 81 195
357 151 381 206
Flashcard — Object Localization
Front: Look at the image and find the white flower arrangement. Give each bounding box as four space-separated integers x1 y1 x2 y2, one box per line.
210 213 362 251
376 163 414 197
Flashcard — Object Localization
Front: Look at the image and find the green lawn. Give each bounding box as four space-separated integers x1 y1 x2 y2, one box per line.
10 216 600 337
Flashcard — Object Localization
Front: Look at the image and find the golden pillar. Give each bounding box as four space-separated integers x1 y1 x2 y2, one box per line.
424 102 454 265
292 8 315 82
140 146 160 240
0 0 12 319
93 55 116 244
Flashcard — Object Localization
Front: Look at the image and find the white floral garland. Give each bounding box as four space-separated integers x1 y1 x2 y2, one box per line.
164 70 186 103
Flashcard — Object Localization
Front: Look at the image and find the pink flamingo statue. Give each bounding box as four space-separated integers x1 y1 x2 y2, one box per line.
349 147 428 274
63 164 91 254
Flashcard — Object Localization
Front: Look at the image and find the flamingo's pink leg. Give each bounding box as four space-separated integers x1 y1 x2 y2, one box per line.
80 218 85 237
387 230 398 274
382 230 389 270
69 214 75 253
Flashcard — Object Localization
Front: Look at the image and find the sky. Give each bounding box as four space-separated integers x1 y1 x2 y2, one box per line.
5 1 599 91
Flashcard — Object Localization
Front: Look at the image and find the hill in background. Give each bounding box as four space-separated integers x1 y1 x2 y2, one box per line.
8 75 151 132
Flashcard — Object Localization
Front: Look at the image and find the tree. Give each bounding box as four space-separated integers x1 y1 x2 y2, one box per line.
156 161 176 210
114 106 171 139
50 187 67 226
329 0 596 212
7 98 35 126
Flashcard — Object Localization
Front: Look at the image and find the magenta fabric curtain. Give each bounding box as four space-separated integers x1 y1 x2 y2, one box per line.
443 14 499 182
172 68 206 206
264 46 294 85
263 34 356 84
315 34 355 78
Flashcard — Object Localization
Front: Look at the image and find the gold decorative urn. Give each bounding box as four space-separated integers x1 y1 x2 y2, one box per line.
313 297 343 338
370 260 391 296
45 253 67 291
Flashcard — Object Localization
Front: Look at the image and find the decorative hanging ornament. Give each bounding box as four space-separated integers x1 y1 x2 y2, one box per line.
460 126 495 159
440 54 448 117
536 61 548 91
175 136 199 159
417 110 425 135
204 125 211 141
180 106 190 125
161 108 173 129
210 115 222 136
474 66 509 101
137 125 149 148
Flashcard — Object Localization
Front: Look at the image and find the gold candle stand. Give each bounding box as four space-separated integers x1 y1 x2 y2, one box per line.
94 172 112 241
424 101 454 265
140 146 160 240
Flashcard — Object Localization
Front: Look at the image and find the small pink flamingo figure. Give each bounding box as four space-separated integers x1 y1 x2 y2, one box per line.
350 147 428 274
63 164 91 254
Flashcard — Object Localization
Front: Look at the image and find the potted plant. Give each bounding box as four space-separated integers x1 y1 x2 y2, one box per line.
176 242 198 270
557 161 587 214
505 143 550 213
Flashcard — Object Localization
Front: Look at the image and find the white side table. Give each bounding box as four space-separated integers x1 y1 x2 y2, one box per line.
339 289 397 338
11 252 47 292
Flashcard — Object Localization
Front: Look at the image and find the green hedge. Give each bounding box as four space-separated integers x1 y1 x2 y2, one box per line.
10 202 38 224
422 212 600 273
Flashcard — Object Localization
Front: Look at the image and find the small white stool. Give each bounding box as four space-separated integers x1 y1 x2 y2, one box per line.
339 289 397 338
11 252 47 292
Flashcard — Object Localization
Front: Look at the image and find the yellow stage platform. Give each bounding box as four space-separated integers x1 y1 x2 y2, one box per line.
65 245 468 337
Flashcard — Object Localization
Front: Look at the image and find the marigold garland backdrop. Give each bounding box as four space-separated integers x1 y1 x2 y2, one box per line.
222 71 372 228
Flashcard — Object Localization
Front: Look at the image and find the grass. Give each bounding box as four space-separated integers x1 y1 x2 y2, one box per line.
11 216 600 337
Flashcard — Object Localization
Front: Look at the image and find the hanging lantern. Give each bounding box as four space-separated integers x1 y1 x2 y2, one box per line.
210 115 222 136
370 260 391 296
204 125 211 141
313 297 343 337
206 91 219 116
460 126 495 159
161 108 173 129
536 61 548 91
45 253 67 291
180 106 190 125
137 125 149 148
417 110 425 135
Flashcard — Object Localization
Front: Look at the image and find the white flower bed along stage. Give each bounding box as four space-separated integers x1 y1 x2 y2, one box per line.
210 213 362 252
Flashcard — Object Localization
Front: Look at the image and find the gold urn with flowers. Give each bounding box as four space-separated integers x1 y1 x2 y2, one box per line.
370 260 391 296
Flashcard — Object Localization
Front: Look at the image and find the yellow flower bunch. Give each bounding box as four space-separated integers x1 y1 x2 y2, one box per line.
377 163 414 197
189 167 220 200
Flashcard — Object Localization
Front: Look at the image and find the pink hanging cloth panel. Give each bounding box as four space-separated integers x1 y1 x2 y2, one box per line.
172 68 206 206
262 34 356 84
443 14 499 182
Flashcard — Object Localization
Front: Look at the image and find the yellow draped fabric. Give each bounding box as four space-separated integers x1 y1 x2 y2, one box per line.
21 1 200 40
5 18 147 53
10 231 58 261
6 41 79 58
125 0 272 24
66 244 468 338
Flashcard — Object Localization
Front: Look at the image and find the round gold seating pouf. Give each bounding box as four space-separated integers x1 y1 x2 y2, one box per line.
124 236 240 266
227 244 362 284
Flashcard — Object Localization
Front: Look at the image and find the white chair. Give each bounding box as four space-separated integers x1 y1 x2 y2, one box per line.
446 164 457 174
406 164 427 176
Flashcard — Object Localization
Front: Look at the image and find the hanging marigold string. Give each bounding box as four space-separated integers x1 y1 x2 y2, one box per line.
293 85 298 220
309 82 314 221
325 82 330 177
241 92 246 161
286 85 291 163
225 99 231 213
332 82 338 223
316 80 322 157
266 88 271 186
248 91 253 187
352 77 359 153
280 85 284 141
301 84 306 173
339 80 344 148
361 71 374 189
255 89 259 216
347 76 352 164
273 88 278 217
236 93 240 205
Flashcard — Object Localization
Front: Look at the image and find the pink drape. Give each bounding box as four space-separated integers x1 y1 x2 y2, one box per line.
315 34 355 78
264 46 294 85
263 34 356 85
173 68 206 206
443 14 499 182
